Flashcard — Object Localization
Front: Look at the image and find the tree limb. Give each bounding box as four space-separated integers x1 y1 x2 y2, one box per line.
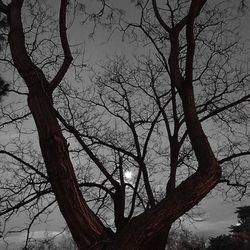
152 0 171 33
185 0 207 83
50 0 73 92
219 151 250 164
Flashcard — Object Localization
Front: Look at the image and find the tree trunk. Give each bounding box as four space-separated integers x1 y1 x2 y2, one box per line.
7 1 106 249
141 225 171 250
27 86 106 250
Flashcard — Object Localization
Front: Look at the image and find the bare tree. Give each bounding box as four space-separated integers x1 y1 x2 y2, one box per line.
0 0 249 250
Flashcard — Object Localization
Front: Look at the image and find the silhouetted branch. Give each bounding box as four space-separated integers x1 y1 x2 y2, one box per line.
0 150 48 179
152 0 171 33
219 151 250 164
50 0 73 91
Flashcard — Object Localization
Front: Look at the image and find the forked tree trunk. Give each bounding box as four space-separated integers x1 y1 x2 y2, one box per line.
106 166 220 250
3 0 221 249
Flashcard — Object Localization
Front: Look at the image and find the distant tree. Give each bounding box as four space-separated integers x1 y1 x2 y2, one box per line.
20 229 77 250
167 228 206 250
207 235 240 250
27 239 58 250
25 232 77 250
208 206 250 250
230 206 250 235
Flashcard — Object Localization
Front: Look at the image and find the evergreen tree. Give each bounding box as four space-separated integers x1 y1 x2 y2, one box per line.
208 206 250 250
230 206 250 234
207 235 240 250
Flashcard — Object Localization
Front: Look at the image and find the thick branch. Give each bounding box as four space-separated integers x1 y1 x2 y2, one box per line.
179 0 218 172
185 0 207 83
8 2 106 248
50 0 73 92
8 0 42 82
169 33 184 90
152 0 171 33
110 167 220 249
109 1 221 245
219 151 250 164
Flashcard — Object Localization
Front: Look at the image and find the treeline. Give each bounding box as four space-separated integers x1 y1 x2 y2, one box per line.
25 206 250 250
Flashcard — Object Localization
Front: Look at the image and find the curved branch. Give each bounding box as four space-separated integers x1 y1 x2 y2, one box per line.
152 0 171 33
8 0 44 82
185 0 207 84
8 2 107 247
219 151 250 164
50 0 73 92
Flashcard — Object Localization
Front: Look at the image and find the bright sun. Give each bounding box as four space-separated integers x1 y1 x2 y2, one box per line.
124 170 133 180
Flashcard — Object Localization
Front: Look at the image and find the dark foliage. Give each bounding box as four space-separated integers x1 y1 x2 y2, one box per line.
208 206 250 250
230 206 250 234
207 235 241 250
